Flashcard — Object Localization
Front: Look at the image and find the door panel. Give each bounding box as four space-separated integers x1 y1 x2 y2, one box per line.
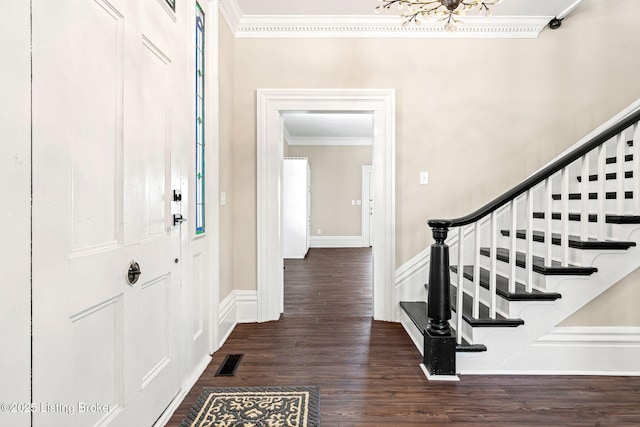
70 297 123 427
140 37 172 240
33 0 181 425
69 0 124 252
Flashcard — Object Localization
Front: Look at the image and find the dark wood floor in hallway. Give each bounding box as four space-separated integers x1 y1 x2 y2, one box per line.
168 248 640 426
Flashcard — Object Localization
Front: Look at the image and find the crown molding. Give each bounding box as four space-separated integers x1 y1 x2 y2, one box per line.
236 15 551 39
225 13 552 39
219 0 242 33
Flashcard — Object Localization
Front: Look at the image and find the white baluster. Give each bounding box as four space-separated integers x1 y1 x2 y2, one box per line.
473 221 481 319
617 131 626 214
509 199 517 293
561 166 570 266
633 123 640 215
580 154 589 241
456 226 464 345
526 188 534 293
545 177 553 266
490 212 497 319
597 144 606 240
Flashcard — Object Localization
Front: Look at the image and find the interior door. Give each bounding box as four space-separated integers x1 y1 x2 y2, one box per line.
32 0 182 425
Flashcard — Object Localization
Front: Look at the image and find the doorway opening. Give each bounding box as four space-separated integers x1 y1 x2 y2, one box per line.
281 111 374 315
256 89 395 323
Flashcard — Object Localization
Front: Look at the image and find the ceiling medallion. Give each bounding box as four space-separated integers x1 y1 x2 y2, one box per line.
376 0 503 31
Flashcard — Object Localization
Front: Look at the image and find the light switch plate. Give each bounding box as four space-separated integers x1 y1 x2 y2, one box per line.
420 171 429 185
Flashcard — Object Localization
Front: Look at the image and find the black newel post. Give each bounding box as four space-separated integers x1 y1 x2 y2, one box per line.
424 219 456 376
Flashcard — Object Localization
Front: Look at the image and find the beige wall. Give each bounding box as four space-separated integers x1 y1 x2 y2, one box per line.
560 267 640 327
218 15 235 301
225 0 640 325
287 145 372 236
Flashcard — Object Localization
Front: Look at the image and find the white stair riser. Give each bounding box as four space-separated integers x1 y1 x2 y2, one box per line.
551 198 636 212
531 218 639 240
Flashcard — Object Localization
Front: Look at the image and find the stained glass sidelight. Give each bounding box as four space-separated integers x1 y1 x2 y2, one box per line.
195 3 205 234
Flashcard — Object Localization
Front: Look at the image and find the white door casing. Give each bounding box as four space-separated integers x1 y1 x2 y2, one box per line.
362 165 373 248
256 89 396 322
0 2 31 425
32 0 183 425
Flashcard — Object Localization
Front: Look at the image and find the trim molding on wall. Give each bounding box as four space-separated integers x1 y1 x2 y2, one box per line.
310 236 364 248
220 0 553 38
257 89 396 323
217 1 552 39
155 354 211 426
395 247 430 289
219 0 242 33
218 290 258 348
234 15 550 39
535 326 640 346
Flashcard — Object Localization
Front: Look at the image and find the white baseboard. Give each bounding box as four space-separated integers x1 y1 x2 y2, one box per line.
310 236 364 248
235 290 258 323
420 364 460 382
218 290 258 349
154 354 211 427
457 326 640 375
535 326 640 345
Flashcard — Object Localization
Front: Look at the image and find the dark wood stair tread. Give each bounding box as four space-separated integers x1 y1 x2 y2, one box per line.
501 230 636 250
533 212 640 224
399 302 487 352
422 284 524 328
479 247 597 275
551 191 633 200
448 284 524 327
450 265 561 301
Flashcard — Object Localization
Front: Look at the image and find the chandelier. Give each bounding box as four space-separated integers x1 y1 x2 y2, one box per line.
376 0 503 31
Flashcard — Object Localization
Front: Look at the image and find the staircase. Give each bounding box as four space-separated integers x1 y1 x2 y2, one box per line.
399 104 640 377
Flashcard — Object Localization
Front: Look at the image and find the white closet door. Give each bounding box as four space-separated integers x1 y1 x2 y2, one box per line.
283 158 310 259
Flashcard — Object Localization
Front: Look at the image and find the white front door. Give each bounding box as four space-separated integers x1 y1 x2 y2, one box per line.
33 0 182 425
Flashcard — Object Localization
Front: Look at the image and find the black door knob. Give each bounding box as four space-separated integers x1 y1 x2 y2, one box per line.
127 261 141 285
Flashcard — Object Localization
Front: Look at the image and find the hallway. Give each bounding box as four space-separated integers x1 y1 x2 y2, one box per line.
168 248 640 426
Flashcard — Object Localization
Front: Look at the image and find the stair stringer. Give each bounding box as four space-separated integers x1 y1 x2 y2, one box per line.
456 227 640 374
398 308 426 358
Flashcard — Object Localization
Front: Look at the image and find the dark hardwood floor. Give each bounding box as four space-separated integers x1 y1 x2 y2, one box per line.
167 248 640 426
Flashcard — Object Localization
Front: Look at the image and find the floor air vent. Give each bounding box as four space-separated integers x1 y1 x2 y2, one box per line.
215 354 244 376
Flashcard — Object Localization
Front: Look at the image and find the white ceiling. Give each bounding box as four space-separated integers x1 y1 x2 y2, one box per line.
222 0 584 38
283 112 373 146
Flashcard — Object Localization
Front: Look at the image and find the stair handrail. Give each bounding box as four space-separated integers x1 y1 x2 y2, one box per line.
429 108 640 229
422 106 640 378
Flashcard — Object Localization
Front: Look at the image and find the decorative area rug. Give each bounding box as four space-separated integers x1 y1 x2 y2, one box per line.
180 386 320 427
